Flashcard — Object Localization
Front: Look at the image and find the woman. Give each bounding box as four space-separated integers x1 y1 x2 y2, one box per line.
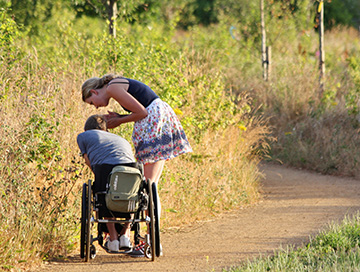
81 74 192 256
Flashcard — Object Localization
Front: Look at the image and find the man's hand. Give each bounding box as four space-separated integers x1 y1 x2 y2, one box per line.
83 154 92 170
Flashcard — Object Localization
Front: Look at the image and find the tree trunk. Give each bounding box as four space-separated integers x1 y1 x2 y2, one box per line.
266 46 271 81
107 0 117 37
260 0 268 81
318 1 325 95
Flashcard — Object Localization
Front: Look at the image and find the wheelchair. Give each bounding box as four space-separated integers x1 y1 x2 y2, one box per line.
80 164 161 262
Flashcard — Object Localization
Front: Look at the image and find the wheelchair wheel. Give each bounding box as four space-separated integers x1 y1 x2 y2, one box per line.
147 179 156 261
80 183 88 259
80 180 93 262
85 179 92 262
152 182 161 257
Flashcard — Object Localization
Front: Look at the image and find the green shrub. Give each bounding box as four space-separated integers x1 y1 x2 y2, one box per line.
0 9 25 66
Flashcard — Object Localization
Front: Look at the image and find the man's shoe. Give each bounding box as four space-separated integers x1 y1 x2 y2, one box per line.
119 235 132 250
105 239 119 252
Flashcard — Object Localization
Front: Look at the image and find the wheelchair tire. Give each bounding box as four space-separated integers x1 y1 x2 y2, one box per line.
85 179 92 262
152 182 161 257
80 183 88 259
147 179 156 261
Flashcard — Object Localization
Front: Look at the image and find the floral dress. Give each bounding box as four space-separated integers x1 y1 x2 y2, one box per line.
132 98 192 164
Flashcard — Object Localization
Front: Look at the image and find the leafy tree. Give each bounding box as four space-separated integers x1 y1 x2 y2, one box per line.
72 0 147 36
6 0 72 35
323 0 360 29
126 0 193 29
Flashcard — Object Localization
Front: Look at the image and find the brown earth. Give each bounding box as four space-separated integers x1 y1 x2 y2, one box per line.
34 163 360 272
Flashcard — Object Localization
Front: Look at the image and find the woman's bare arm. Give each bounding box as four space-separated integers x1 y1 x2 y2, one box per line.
105 80 148 128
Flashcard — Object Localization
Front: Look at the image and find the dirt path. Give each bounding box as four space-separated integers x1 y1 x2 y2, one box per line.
35 163 360 272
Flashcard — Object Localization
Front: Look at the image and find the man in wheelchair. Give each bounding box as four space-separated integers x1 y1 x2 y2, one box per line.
77 114 137 252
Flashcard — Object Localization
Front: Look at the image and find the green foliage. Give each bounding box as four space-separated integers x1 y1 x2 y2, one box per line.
4 0 360 39
175 0 218 29
8 0 73 35
324 0 360 29
2 0 360 269
0 117 82 268
346 54 360 115
23 112 62 169
0 9 24 65
72 0 148 26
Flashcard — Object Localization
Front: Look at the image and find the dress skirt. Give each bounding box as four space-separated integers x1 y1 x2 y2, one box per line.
132 98 192 164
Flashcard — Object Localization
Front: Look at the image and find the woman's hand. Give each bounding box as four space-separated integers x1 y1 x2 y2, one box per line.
104 111 128 129
104 111 119 119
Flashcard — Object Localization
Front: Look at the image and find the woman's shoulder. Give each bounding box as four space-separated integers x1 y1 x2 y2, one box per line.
108 77 130 85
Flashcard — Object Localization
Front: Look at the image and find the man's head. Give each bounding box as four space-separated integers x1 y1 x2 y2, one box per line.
84 114 107 131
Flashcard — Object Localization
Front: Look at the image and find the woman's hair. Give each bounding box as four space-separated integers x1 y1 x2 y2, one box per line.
81 73 122 102
84 114 107 131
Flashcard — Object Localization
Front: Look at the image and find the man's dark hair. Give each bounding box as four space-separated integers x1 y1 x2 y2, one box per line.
84 115 107 131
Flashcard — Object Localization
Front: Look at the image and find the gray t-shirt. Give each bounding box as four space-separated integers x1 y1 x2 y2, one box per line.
77 129 135 168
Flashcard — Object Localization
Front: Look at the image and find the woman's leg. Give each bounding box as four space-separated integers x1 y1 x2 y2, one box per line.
144 160 165 185
144 160 165 219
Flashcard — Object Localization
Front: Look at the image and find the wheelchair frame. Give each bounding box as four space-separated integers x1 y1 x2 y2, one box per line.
80 174 161 262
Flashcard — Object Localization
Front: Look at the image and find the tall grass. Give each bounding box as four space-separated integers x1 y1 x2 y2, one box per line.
205 22 360 177
161 122 269 228
246 27 360 176
0 13 269 269
0 49 90 269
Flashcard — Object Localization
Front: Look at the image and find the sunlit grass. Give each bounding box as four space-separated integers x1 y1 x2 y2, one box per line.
227 213 360 272
0 18 268 270
2 7 359 271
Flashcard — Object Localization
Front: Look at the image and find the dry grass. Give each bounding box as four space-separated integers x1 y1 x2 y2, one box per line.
161 121 269 228
0 39 269 269
273 105 360 176
0 56 92 269
2 19 359 270
239 26 360 177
